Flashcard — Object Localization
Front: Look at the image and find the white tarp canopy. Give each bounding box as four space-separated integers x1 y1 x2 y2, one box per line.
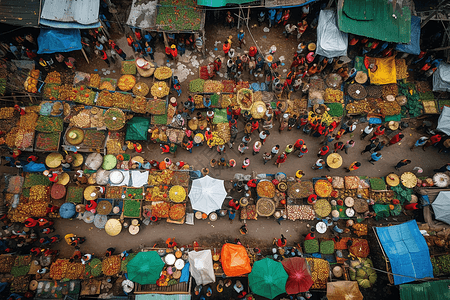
188 250 215 285
188 175 227 214
41 0 99 25
126 0 157 29
437 106 450 135
316 9 348 58
431 191 450 225
433 63 450 92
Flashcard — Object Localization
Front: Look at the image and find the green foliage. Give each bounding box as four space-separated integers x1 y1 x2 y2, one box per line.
320 240 335 255
390 184 412 204
304 239 319 254
327 103 344 117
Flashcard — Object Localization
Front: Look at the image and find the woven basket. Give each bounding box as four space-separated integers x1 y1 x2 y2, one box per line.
353 198 369 213
365 85 382 98
348 84 367 100
256 198 276 217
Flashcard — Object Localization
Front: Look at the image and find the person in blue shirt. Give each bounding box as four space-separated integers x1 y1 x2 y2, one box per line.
131 40 142 53
258 11 266 27
144 32 152 44
369 152 382 165
268 9 276 28
177 41 186 56
275 10 283 26
237 29 245 48
144 42 154 60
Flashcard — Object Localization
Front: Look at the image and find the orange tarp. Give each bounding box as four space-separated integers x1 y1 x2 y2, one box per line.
221 243 251 277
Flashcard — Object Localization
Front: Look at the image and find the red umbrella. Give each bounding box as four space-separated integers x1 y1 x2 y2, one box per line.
281 257 314 294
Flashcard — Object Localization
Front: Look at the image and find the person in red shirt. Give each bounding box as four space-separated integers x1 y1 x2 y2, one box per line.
294 139 304 151
346 161 361 172
100 50 110 67
126 34 134 47
248 46 258 58
24 217 38 228
46 204 59 215
275 152 287 167
298 145 308 158
388 133 404 145
213 57 222 73
170 44 178 62
48 172 58 183
228 199 240 210
307 194 317 204
334 142 344 153
223 40 231 55
371 125 385 140
183 140 193 153
305 232 315 240
317 146 329 157
160 144 170 154
166 238 177 248
251 120 259 133
275 234 287 247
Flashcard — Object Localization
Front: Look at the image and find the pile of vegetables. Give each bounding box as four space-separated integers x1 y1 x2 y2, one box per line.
23 173 51 188
35 116 63 133
304 239 319 253
348 258 377 288
320 240 335 255
431 255 450 276
369 177 386 190
203 80 223 93
89 74 101 88
156 0 202 31
35 132 60 151
399 82 422 118
102 256 121 276
66 186 84 203
286 205 315 220
131 96 148 114
45 71 61 84
324 88 344 103
96 91 114 107
326 103 344 117
189 79 205 92
151 82 170 98
113 93 133 110
43 83 60 100
121 61 137 75
147 99 166 115
390 184 412 204
121 253 137 272
117 75 136 91
74 86 96 105
154 67 172 80
305 258 329 289
123 200 141 218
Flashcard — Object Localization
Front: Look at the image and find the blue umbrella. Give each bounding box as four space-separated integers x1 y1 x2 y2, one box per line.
59 203 76 219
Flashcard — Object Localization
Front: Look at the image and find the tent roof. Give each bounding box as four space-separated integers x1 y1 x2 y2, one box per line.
400 279 450 300
431 191 450 224
437 106 450 135
375 220 433 285
395 16 421 55
0 0 41 27
126 117 150 141
433 63 450 92
316 9 348 58
126 0 157 29
41 0 100 26
337 0 411 43
37 29 82 55
188 250 215 285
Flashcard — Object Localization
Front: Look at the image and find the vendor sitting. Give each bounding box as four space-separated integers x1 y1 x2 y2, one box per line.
228 199 240 210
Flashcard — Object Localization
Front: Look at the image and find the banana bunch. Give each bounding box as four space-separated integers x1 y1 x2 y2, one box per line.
207 132 225 146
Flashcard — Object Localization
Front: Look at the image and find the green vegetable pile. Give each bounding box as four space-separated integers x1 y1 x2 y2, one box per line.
23 173 51 188
35 132 60 151
399 82 422 118
390 184 412 204
66 186 84 203
35 116 63 133
211 93 220 107
121 253 137 272
156 0 202 31
320 240 335 255
212 108 228 124
419 91 435 101
121 61 137 75
431 255 450 276
439 100 450 112
125 188 144 200
11 255 32 277
348 258 377 288
189 79 205 93
123 200 141 218
326 103 344 117
0 78 6 95
304 239 319 253
369 178 386 190
152 114 168 125
390 204 402 216
147 99 167 115
85 258 102 277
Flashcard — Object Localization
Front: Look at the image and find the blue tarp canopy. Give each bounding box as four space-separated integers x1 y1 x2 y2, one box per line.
37 28 82 54
375 220 433 285
395 16 421 55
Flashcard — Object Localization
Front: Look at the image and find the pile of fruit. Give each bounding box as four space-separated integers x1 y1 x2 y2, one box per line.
58 84 77 101
287 205 315 220
131 96 148 114
353 223 368 236
9 185 50 222
118 75 136 91
74 86 95 105
324 88 344 103
35 132 60 151
89 74 101 88
151 81 170 98
348 258 377 288
206 131 226 147
203 80 223 93
121 61 137 75
43 83 60 100
102 256 121 276
305 258 330 289
146 186 169 202
0 107 14 119
50 259 68 280
96 90 114 107
45 71 61 84
152 201 170 218
147 99 166 115
24 77 38 93
169 204 185 220
237 88 253 110
169 185 186 202
154 67 172 80
35 116 63 133
113 93 133 110
189 79 204 93
148 170 174 186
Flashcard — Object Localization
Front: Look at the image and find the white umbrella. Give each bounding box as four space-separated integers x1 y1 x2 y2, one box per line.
432 191 450 225
189 175 227 214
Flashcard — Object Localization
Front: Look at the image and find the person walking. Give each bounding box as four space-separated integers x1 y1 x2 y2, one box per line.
217 144 226 155
242 158 250 170
371 125 385 140
317 146 329 158
298 145 308 158
312 159 324 170
410 136 428 151
343 140 355 154
294 139 304 152
346 161 361 172
323 133 335 146
259 130 269 144
238 143 248 155
263 152 272 165
394 159 411 170
253 141 262 155
389 133 404 146
285 144 294 155
360 125 373 140
369 152 382 165
271 145 280 157
334 142 344 153
423 134 441 150
237 29 245 48
373 140 385 152
361 139 377 154
434 163 450 173
275 152 287 168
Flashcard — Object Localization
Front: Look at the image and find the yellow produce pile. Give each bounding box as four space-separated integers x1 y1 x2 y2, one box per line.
117 75 136 91
154 66 172 80
206 131 225 146
353 223 368 237
169 185 186 202
324 88 344 103
148 170 174 186
151 81 170 98
305 258 329 289
9 185 50 222
0 107 15 119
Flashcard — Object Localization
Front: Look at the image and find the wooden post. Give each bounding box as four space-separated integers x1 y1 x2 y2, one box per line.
202 29 206 58
237 7 241 29
81 48 90 64
100 20 111 38
163 32 169 48
247 7 250 27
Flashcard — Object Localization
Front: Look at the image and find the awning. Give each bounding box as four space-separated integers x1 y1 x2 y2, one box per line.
433 63 450 92
126 0 157 29
316 9 348 58
375 220 433 285
337 0 411 43
197 0 254 8
0 0 41 27
37 29 82 54
400 279 450 300
41 0 100 26
437 106 450 135
395 16 421 55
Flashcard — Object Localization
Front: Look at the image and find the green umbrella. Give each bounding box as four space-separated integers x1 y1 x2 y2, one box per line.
249 258 288 299
126 251 165 285
125 117 150 141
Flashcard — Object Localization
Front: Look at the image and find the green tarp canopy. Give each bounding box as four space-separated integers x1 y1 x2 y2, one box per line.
126 117 150 141
127 251 165 285
197 0 253 7
337 0 411 43
400 280 450 300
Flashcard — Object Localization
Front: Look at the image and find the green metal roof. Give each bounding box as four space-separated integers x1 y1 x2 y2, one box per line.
400 280 450 300
197 0 254 8
337 0 411 43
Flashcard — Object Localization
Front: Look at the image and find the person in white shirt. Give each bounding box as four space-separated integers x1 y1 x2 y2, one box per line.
360 125 373 140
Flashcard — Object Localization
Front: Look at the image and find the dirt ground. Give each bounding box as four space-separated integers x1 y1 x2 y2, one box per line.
2 8 447 300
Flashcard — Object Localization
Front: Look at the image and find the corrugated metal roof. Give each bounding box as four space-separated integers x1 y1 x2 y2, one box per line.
126 0 157 29
0 0 40 27
41 0 99 25
338 0 411 43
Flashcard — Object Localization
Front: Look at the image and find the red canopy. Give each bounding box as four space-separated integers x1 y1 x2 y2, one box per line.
281 257 314 294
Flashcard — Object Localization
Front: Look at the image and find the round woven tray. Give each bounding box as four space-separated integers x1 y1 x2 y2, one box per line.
46 153 63 168
257 181 275 198
288 182 303 199
277 182 288 192
347 84 367 100
401 172 417 188
354 198 369 213
365 85 382 98
97 200 112 215
325 73 343 89
314 199 332 217
132 82 149 97
51 184 66 200
104 108 126 131
256 197 276 217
